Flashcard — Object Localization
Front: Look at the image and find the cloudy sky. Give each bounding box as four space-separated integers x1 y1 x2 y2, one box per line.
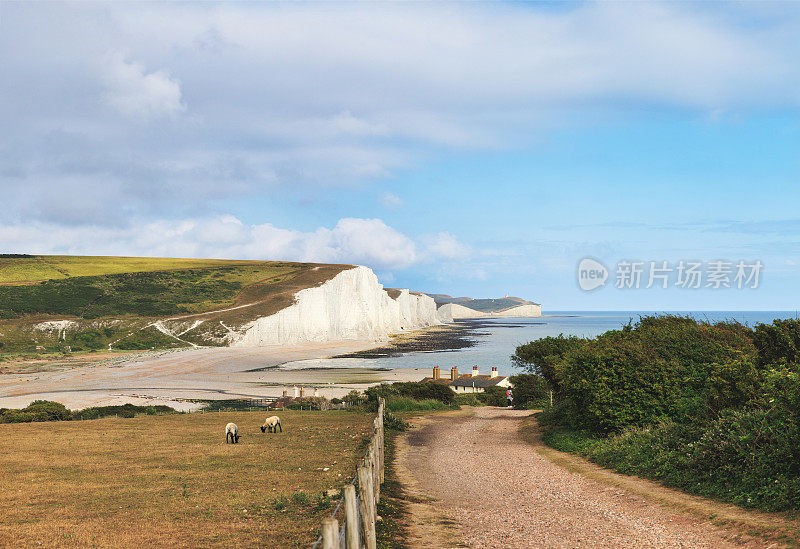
1 2 799 310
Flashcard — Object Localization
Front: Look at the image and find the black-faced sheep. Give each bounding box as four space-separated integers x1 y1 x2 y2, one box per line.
260 415 282 433
225 422 240 443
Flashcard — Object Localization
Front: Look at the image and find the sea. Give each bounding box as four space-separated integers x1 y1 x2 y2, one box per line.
282 311 799 377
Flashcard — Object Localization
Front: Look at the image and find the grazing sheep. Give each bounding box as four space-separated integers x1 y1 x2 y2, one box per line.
260 415 282 433
225 422 239 444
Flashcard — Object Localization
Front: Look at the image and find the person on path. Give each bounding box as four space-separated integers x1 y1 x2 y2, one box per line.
506 388 513 408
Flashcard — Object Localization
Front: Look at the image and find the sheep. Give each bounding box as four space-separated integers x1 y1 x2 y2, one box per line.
260 415 282 433
225 422 239 444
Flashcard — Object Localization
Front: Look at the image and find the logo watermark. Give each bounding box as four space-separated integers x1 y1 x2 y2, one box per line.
577 259 763 291
577 258 609 291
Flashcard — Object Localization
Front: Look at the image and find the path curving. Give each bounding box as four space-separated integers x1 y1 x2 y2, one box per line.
396 407 775 548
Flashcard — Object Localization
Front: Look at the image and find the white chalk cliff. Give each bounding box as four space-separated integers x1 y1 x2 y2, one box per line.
437 302 487 320
436 302 542 320
231 266 443 346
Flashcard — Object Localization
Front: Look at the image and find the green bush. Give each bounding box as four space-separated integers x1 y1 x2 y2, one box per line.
385 397 453 412
1 400 71 423
532 315 800 512
383 411 410 431
545 410 800 512
476 386 508 407
454 393 482 406
71 403 175 420
508 374 548 409
513 334 586 392
532 316 758 433
753 318 800 367
365 381 455 408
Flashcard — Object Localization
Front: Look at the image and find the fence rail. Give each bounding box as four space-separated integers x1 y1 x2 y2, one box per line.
313 397 385 549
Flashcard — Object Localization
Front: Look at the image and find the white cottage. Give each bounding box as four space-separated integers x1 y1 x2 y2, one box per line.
421 365 511 393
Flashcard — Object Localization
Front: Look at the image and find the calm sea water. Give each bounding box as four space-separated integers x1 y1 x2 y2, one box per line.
282 311 799 377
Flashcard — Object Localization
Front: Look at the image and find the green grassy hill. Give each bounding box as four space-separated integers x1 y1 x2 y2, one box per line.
0 255 352 355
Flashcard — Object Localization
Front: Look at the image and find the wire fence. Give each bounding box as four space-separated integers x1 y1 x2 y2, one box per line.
311 397 385 549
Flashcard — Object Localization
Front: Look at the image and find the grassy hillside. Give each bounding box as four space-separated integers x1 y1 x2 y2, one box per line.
0 410 373 548
0 255 352 354
0 255 264 285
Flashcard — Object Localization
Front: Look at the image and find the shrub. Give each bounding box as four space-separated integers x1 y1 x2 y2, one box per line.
1 400 71 423
513 334 586 391
385 397 452 412
753 318 800 368
476 386 508 407
365 381 455 407
534 316 759 433
507 374 548 408
72 403 175 420
342 390 366 407
25 400 71 421
383 411 409 431
454 393 481 406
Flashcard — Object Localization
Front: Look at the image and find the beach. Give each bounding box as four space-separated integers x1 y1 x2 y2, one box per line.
0 335 437 411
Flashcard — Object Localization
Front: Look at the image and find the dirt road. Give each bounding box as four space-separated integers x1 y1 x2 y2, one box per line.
396 407 780 548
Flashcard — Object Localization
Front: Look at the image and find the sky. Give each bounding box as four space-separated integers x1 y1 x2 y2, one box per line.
1 2 799 310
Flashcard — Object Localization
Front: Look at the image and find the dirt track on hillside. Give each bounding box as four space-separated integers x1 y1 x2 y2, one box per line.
395 407 788 548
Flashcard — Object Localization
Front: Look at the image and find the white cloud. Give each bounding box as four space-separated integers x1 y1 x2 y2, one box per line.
380 192 403 209
424 232 471 260
0 216 431 272
2 2 800 229
102 53 186 119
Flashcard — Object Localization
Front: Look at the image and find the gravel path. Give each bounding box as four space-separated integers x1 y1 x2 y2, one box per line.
398 407 770 548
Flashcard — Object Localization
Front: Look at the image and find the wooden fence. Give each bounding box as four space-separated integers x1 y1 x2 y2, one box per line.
312 397 385 549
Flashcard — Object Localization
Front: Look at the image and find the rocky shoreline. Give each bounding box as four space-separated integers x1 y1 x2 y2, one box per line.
332 319 532 359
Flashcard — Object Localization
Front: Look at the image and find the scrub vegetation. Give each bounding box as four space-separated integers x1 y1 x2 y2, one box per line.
514 315 800 512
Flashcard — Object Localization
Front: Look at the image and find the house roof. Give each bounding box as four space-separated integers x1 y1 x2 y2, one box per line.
449 374 507 388
419 377 453 385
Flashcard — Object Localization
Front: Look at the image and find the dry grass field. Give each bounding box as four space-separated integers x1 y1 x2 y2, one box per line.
0 410 374 548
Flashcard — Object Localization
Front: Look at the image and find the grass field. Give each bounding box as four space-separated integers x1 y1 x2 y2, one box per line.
0 410 373 548
0 256 271 285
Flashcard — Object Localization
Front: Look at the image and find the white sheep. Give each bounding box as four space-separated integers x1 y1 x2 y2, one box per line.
225 422 240 444
260 415 282 433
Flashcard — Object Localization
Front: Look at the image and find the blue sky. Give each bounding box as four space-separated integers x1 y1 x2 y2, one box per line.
1 2 799 310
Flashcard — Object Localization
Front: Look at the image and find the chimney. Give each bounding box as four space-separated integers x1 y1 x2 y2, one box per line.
450 367 458 381
491 367 498 378
433 366 440 380
472 365 479 377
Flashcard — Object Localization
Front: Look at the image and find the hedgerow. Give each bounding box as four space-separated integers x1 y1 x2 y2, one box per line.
516 315 800 511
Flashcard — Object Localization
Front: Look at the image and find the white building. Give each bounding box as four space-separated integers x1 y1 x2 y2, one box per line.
421 365 511 393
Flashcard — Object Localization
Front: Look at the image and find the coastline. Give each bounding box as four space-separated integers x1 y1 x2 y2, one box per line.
0 323 456 411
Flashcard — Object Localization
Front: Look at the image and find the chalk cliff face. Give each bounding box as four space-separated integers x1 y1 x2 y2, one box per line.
436 302 542 320
437 302 486 320
231 266 441 346
490 303 542 317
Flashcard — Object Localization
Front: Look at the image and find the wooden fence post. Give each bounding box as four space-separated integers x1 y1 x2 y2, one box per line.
343 484 359 549
378 398 385 485
322 517 338 549
357 466 377 549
